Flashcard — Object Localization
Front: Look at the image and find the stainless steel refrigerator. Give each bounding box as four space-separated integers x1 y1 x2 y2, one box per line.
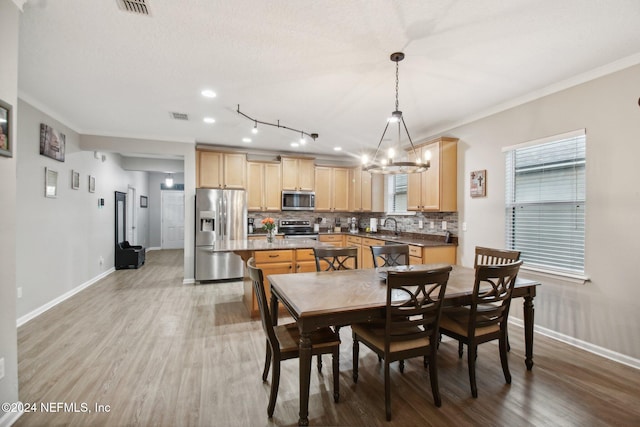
195 188 247 281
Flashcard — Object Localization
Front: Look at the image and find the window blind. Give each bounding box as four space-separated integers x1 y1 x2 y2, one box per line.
390 174 407 212
505 131 586 275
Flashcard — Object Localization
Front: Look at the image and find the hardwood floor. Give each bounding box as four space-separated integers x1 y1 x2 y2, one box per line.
15 250 640 426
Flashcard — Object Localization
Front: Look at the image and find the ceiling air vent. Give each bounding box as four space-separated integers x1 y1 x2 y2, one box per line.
170 112 189 121
117 0 150 15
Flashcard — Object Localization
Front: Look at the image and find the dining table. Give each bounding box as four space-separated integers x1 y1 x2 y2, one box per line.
267 264 540 426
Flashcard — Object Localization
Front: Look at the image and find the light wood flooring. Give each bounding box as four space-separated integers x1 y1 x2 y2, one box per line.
15 249 640 426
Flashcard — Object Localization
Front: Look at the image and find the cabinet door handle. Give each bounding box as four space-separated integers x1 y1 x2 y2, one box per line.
268 254 279 258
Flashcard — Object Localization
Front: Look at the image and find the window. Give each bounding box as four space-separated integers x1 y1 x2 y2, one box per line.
504 130 586 276
385 174 408 213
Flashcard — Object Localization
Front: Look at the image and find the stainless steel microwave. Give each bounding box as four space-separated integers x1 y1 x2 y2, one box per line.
281 191 315 211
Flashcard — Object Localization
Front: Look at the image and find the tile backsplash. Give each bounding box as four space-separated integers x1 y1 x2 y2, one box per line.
249 211 458 236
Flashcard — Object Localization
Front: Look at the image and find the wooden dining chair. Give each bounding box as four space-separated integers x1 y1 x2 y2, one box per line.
247 257 341 418
439 260 523 398
352 266 452 421
370 244 410 268
313 246 358 271
474 246 521 268
471 246 521 354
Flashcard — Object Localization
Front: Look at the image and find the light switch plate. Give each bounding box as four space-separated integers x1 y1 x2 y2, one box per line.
442 221 447 230
418 220 423 229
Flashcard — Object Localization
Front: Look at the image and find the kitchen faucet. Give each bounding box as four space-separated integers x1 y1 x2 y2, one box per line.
384 217 398 236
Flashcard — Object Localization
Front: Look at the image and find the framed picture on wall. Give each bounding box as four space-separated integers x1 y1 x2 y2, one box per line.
89 175 96 193
45 167 58 198
71 170 80 189
40 123 66 162
470 169 486 198
0 99 12 158
140 195 148 208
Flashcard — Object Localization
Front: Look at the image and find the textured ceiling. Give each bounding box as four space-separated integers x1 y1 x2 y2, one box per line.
17 0 640 161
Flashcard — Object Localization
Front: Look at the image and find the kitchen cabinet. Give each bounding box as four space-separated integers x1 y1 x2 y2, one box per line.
315 166 349 212
247 161 281 211
295 249 317 273
345 235 363 268
408 245 456 265
197 150 247 189
349 167 384 212
246 250 294 316
407 137 457 212
281 156 315 191
318 234 344 247
361 237 385 269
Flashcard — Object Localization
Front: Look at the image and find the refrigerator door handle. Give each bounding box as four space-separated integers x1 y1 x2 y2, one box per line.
222 195 228 239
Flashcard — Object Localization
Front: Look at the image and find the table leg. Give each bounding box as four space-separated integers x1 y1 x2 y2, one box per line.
523 295 535 370
298 332 312 426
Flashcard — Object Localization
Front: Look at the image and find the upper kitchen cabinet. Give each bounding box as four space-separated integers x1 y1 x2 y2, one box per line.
247 161 281 212
407 137 458 212
349 167 384 212
315 166 349 212
281 156 315 191
197 150 247 189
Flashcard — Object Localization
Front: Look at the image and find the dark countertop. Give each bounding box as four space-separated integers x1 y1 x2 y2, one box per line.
246 230 457 248
319 231 457 248
209 238 333 252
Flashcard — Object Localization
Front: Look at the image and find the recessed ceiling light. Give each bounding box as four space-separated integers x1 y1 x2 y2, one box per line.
291 142 300 148
201 89 216 98
334 147 342 151
242 138 252 143
203 117 215 124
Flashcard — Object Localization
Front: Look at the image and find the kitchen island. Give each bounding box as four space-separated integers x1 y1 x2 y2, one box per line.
209 238 335 317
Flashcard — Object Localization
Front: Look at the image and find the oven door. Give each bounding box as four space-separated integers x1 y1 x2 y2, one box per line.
283 234 318 240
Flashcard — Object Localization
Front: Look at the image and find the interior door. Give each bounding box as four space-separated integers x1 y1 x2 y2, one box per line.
162 190 185 249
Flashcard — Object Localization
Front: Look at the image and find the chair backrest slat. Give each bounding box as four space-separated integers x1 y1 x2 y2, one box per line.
385 266 452 348
370 245 410 268
247 257 278 345
474 246 521 268
313 247 358 271
470 261 523 332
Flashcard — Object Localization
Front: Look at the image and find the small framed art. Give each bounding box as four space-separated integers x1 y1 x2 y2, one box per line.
71 170 80 189
45 167 58 198
89 175 96 193
0 99 12 158
140 195 148 208
470 170 486 198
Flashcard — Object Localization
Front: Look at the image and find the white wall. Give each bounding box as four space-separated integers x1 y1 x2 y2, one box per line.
15 100 150 320
0 0 19 422
446 63 640 361
80 135 196 282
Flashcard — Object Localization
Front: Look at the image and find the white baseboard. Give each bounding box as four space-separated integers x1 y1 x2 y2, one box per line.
146 246 162 251
17 268 115 327
0 409 22 427
509 318 640 370
183 278 195 285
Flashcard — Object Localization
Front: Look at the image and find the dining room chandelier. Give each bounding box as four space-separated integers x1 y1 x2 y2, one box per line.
362 52 430 175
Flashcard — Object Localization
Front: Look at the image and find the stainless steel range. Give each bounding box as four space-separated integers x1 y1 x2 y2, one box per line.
279 220 318 240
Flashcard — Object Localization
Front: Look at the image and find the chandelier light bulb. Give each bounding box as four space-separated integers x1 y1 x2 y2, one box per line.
424 149 432 161
252 122 258 134
387 147 395 159
361 154 369 164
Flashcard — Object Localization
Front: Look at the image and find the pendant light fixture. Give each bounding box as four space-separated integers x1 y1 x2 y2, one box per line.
362 52 430 175
165 174 174 188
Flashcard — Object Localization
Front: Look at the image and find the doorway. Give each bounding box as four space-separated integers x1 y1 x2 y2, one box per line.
161 190 184 249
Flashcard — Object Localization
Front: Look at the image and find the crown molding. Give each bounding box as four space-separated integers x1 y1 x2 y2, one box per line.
12 0 27 11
